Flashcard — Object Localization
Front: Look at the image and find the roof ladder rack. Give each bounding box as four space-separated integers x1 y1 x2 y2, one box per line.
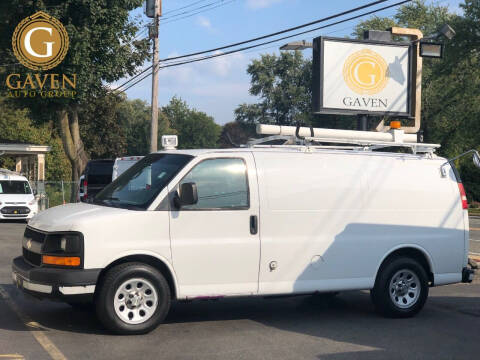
248 125 440 154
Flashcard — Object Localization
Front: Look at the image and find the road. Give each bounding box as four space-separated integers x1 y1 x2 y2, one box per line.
0 220 479 360
469 216 480 255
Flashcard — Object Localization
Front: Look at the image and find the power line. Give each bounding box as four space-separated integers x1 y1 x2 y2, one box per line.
160 0 411 67
159 0 392 62
133 27 149 41
161 0 211 16
116 0 411 93
119 69 154 93
160 0 229 21
159 0 237 25
115 0 395 90
114 65 153 91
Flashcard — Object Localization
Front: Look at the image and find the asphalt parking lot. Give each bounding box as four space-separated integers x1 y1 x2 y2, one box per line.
0 220 479 360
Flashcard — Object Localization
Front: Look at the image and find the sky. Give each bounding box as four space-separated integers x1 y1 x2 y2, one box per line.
119 0 464 125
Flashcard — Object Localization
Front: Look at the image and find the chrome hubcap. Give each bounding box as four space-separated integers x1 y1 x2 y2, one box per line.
389 269 421 309
114 278 158 324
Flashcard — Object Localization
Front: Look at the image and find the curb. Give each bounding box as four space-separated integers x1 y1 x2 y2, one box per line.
468 256 480 282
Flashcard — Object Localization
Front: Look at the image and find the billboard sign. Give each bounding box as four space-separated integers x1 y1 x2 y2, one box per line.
312 36 413 117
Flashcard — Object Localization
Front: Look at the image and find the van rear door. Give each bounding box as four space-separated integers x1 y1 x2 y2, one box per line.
169 153 260 298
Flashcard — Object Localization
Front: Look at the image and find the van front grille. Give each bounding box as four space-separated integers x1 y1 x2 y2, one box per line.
1 206 30 214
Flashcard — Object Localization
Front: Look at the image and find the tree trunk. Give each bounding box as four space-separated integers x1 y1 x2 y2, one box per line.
57 107 89 202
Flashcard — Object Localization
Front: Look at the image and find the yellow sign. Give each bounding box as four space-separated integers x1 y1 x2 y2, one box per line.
342 49 389 95
12 11 69 71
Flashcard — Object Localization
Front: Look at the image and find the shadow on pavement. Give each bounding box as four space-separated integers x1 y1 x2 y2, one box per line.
0 283 479 358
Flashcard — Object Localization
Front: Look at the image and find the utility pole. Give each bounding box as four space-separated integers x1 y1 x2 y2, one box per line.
147 0 161 152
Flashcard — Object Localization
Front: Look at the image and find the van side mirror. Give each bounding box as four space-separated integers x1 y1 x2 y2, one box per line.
174 182 198 208
441 149 480 177
473 151 480 169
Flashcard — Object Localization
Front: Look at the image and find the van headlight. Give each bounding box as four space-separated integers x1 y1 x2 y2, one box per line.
42 232 83 268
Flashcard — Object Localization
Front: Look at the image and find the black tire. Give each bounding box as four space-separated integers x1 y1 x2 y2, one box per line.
371 257 429 318
95 262 171 335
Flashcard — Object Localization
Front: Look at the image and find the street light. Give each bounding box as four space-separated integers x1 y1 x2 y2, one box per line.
435 24 456 40
416 23 455 59
280 40 313 51
419 42 444 58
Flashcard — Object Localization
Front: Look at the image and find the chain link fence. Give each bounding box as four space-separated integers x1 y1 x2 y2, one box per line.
32 181 79 210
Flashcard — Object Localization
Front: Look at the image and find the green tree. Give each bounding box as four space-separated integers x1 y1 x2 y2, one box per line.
0 99 70 180
235 49 357 131
162 97 220 149
218 121 256 148
116 98 151 155
116 97 175 155
80 93 127 159
0 0 150 184
235 51 313 126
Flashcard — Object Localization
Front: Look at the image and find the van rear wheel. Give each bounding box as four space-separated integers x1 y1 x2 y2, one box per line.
371 257 428 318
95 262 171 334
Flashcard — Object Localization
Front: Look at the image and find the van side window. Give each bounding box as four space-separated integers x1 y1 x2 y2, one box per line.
179 158 249 210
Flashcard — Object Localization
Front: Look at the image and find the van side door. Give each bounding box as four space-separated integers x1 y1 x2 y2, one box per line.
169 153 260 298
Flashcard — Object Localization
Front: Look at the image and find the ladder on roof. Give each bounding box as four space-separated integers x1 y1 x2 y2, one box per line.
247 125 441 154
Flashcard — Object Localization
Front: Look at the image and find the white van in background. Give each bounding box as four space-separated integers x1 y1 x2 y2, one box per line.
11 130 478 335
112 156 144 181
0 169 38 221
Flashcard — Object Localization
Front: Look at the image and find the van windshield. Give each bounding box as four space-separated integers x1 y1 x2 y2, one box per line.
0 181 32 194
94 154 193 210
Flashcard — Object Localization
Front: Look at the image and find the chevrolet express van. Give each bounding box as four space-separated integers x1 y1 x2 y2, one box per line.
11 131 477 334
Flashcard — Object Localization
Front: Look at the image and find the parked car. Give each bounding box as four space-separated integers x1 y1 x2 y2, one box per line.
0 169 38 221
112 156 144 181
78 159 114 203
11 134 477 335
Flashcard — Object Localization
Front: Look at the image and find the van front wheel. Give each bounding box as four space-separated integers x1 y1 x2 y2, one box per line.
371 257 428 318
95 262 171 334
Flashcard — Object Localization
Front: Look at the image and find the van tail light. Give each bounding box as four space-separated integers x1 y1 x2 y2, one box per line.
458 183 468 209
83 179 88 200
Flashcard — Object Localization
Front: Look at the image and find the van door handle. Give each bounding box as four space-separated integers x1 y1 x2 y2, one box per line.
250 215 258 235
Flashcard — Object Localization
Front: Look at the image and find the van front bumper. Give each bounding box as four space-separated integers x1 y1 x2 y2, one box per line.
12 256 101 301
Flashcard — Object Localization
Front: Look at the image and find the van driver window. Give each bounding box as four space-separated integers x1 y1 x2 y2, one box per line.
179 158 249 210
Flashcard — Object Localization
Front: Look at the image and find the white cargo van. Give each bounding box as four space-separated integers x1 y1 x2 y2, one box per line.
0 169 38 221
11 130 477 334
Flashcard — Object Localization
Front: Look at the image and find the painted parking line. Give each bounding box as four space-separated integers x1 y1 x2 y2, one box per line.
0 355 24 359
0 286 67 360
470 227 480 231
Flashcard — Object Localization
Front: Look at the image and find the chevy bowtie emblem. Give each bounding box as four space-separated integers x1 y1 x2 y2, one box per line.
26 239 32 249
